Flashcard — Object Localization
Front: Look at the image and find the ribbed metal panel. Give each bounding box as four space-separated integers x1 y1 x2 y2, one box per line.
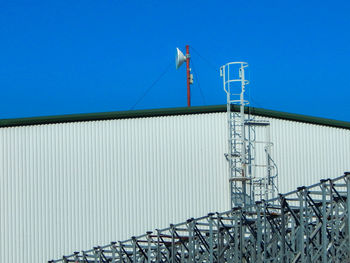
0 112 349 263
268 116 350 193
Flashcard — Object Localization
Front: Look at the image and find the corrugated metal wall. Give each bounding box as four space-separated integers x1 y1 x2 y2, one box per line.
0 112 349 263
267 116 350 192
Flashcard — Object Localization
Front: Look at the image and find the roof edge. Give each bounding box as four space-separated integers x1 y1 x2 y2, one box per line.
0 105 349 130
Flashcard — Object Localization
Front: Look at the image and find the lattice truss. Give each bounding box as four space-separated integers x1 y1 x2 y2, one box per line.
50 173 350 263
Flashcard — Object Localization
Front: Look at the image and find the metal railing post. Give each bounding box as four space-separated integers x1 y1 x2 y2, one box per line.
297 187 306 263
321 179 327 263
279 194 286 263
208 213 214 263
346 173 350 257
132 237 137 262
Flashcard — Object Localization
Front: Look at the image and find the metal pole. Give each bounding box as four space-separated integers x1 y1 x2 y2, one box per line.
110 242 116 263
240 64 247 206
186 45 191 107
188 220 195 263
132 237 137 262
147 232 152 263
321 180 327 263
256 203 262 263
280 195 286 263
225 66 233 208
297 187 305 263
156 230 161 263
93 247 99 263
170 225 175 263
208 214 214 263
346 172 350 256
118 242 123 263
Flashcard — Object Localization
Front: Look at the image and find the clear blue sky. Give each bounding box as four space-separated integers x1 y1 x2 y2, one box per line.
1 0 349 121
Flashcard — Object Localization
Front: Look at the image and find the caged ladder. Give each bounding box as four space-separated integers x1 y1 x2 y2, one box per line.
220 62 278 208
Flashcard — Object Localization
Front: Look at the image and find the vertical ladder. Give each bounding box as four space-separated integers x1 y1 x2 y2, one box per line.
221 62 252 207
220 62 278 208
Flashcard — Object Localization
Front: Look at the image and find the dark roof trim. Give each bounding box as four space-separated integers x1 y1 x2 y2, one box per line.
0 105 349 130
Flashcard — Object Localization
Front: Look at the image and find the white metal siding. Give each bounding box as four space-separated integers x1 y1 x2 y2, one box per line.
0 112 349 263
267 116 350 192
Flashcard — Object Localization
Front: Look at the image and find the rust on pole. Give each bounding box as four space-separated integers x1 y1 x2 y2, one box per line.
186 45 191 107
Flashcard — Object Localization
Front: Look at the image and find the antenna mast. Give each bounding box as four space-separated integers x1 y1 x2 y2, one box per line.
186 45 191 107
220 62 278 208
176 46 193 107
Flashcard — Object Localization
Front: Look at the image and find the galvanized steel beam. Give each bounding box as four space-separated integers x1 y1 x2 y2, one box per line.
50 173 349 263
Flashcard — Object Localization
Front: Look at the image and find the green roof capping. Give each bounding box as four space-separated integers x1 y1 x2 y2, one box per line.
0 105 349 130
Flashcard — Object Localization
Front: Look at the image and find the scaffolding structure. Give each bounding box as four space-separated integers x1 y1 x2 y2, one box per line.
50 172 350 263
220 62 278 208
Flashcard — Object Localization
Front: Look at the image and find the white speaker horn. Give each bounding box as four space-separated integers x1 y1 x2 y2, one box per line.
175 48 186 70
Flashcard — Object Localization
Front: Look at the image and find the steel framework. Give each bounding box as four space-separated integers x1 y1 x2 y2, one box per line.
50 172 350 263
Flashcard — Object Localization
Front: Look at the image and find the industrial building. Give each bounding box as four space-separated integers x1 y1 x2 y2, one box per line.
0 104 349 262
